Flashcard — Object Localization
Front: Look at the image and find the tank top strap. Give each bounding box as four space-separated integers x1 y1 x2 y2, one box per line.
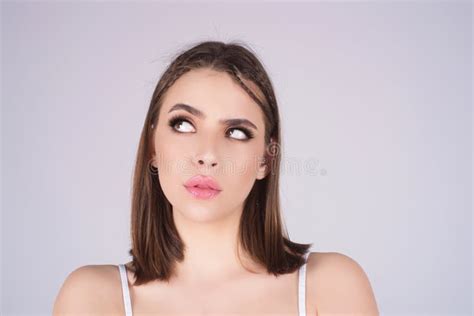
118 264 133 316
298 252 311 316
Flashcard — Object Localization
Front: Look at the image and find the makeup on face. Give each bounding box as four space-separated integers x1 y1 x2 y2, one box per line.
183 174 222 200
166 103 257 142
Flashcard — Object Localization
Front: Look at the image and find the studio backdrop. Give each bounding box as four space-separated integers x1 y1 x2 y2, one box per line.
1 1 472 315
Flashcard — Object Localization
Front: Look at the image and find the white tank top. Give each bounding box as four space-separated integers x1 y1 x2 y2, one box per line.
118 252 311 316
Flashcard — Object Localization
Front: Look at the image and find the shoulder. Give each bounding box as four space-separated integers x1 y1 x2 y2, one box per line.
53 264 124 315
306 251 379 315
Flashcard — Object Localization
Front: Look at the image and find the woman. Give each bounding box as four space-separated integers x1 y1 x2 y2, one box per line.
53 40 379 315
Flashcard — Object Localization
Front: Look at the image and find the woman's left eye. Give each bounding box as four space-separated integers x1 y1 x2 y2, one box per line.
227 128 252 140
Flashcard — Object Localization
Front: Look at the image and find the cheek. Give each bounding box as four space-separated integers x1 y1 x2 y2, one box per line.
217 154 261 211
223 152 260 179
220 148 263 193
154 126 208 177
154 136 189 176
154 141 187 208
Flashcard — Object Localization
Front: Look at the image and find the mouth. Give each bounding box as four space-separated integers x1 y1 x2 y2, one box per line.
183 174 222 200
183 185 221 200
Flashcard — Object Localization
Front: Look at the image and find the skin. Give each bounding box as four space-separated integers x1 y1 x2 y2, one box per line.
151 67 270 285
53 68 379 315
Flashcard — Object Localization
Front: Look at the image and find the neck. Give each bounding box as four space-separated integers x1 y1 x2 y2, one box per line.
171 204 263 286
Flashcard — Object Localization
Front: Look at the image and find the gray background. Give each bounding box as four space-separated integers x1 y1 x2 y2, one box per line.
1 1 472 315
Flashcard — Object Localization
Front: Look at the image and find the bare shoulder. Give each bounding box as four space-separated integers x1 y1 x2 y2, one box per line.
53 264 123 315
306 251 379 315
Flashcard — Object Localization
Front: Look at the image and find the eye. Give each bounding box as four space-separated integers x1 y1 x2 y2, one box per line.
227 128 254 141
168 115 195 133
167 114 255 142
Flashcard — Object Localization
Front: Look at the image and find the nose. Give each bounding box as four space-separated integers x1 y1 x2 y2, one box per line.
194 154 218 169
193 131 220 170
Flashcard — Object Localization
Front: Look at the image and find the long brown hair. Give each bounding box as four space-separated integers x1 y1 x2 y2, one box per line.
128 40 312 285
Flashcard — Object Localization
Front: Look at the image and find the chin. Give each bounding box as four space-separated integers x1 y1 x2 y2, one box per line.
172 204 227 223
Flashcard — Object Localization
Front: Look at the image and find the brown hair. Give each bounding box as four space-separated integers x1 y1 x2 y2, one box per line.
128 40 312 285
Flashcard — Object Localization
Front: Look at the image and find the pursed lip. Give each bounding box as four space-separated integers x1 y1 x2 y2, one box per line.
183 174 222 191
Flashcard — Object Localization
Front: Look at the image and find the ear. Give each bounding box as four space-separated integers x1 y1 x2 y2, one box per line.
256 156 268 180
256 137 275 180
150 154 158 168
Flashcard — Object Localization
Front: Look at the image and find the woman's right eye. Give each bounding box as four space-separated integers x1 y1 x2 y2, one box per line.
168 116 195 133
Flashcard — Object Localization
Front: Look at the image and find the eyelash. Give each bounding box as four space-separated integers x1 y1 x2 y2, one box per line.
167 114 255 141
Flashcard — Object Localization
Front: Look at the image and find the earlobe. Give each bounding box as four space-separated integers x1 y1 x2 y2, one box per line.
150 155 158 168
257 138 276 180
256 159 269 180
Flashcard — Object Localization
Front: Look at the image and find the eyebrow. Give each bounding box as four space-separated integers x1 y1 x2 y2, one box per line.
168 103 258 130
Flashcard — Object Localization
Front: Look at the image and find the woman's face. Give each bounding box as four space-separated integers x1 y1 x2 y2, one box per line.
152 68 268 222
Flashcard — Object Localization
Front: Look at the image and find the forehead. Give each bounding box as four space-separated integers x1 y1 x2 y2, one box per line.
161 68 265 125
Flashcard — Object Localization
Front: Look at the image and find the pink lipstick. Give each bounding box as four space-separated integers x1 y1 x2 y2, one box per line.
184 175 222 200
